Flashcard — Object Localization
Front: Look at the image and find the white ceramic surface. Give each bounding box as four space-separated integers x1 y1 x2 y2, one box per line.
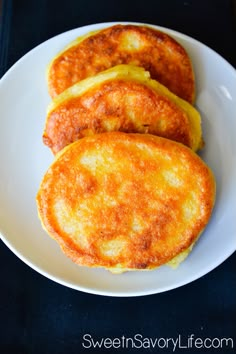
0 22 235 297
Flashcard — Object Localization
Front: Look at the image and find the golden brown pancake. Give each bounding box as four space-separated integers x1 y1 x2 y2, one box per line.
37 132 215 273
47 24 195 103
44 65 202 154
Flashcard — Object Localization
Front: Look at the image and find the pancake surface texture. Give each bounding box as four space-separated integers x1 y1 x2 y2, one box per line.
44 65 202 154
48 24 195 103
37 132 215 273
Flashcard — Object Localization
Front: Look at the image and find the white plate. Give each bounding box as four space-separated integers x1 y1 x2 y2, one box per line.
0 22 235 297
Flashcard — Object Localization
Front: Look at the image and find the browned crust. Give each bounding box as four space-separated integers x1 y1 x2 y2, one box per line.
48 24 195 102
44 79 192 154
37 132 215 270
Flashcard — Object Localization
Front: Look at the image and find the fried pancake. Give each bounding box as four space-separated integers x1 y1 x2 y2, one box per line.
37 132 215 273
44 65 202 154
47 24 195 103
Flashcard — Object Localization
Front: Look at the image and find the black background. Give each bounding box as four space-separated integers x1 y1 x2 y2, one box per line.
0 1 236 353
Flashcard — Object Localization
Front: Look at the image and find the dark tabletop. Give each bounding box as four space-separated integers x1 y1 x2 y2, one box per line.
0 1 236 353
